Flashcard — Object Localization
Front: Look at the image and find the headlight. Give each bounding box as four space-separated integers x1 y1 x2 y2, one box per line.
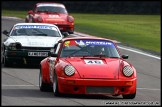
67 16 74 23
8 43 16 50
122 65 134 77
64 65 75 76
8 43 21 50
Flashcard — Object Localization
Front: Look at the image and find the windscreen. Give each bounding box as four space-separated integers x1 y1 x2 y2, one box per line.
11 25 61 37
36 5 67 14
60 39 120 58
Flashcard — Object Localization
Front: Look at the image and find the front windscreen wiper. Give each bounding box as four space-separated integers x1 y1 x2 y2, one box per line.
93 54 107 58
34 33 48 36
38 10 49 13
93 55 120 58
108 56 120 58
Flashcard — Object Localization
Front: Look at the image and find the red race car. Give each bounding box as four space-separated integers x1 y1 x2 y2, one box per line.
39 36 137 99
25 2 74 34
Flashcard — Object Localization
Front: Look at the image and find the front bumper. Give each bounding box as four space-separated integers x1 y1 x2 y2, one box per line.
56 24 74 33
57 77 136 95
4 50 50 65
42 22 74 33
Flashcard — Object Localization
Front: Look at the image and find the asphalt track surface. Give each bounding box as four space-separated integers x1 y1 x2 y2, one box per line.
1 17 161 106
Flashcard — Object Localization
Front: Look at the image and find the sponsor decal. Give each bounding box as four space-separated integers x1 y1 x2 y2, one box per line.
64 41 70 46
76 40 112 46
63 40 114 47
15 25 57 30
49 57 56 82
64 41 77 47
29 42 44 46
84 59 104 64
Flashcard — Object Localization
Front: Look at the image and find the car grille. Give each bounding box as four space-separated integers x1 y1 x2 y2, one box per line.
86 86 114 94
22 47 52 51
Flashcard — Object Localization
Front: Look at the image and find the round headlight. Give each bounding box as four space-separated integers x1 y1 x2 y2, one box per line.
123 65 134 77
67 16 74 23
15 43 22 49
64 65 75 76
8 43 17 50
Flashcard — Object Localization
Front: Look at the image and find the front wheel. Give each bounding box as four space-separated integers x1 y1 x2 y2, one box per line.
122 92 136 99
68 31 74 34
3 56 12 67
25 18 28 23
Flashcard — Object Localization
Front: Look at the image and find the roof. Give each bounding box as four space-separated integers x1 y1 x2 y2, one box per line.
36 2 65 8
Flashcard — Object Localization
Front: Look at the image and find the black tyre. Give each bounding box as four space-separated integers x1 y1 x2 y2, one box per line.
39 67 52 92
68 30 74 34
2 46 11 67
53 72 60 96
122 92 136 99
3 56 11 67
25 18 28 23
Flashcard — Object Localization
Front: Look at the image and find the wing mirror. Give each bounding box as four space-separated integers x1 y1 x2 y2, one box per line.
28 10 34 14
62 32 69 37
122 55 129 59
3 30 9 36
48 52 58 57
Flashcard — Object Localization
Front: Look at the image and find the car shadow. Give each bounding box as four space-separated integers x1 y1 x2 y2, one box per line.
57 93 123 99
2 88 54 98
1 63 39 69
2 88 123 99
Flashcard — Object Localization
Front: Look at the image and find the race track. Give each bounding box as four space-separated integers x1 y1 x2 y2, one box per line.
1 17 161 106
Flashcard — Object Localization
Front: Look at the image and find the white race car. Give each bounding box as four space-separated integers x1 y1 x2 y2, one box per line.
2 23 66 66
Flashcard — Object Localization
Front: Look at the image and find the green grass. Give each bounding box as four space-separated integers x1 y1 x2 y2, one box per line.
2 10 27 19
2 10 160 53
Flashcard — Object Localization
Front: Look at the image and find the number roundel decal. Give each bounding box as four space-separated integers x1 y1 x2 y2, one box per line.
84 59 104 64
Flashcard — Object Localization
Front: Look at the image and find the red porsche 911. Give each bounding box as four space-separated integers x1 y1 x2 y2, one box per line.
25 2 74 34
39 36 137 99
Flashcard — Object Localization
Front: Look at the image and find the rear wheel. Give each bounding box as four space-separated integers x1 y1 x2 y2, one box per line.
53 72 60 96
122 92 136 99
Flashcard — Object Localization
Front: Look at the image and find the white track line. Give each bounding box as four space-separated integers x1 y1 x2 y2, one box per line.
2 16 23 20
118 46 161 60
2 85 38 87
75 32 160 60
137 88 160 91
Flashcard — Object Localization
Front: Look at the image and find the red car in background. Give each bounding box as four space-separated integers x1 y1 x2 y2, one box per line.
25 2 74 34
39 36 137 99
